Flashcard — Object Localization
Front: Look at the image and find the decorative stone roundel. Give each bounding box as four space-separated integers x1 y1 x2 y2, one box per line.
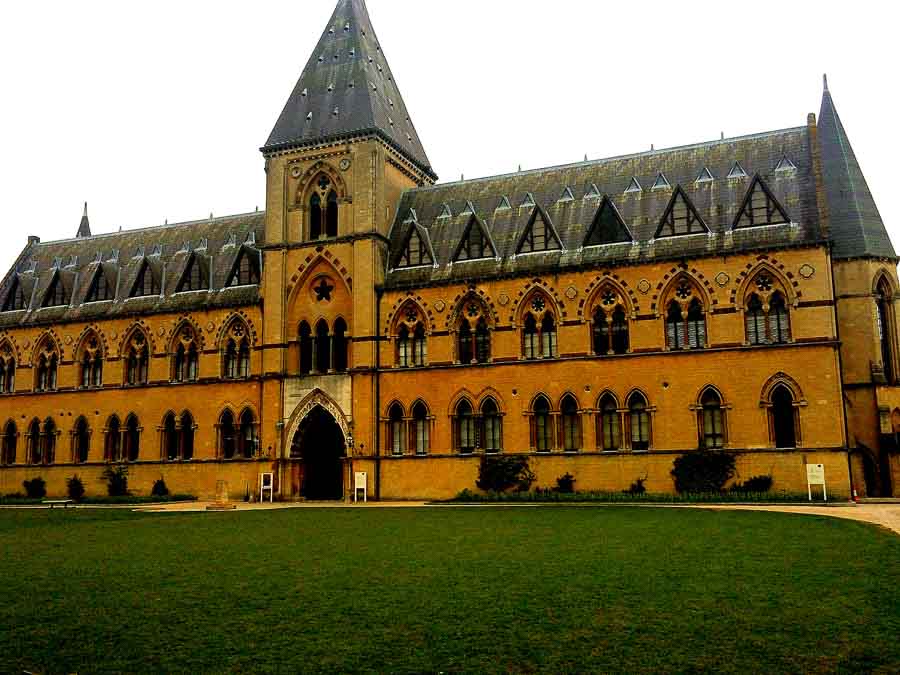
638 279 651 295
565 286 578 300
497 294 510 307
291 166 302 179
531 297 546 313
65 336 73 345
715 272 730 287
434 300 447 313
158 327 166 337
206 321 215 333
339 158 352 171
110 330 118 341
799 264 815 280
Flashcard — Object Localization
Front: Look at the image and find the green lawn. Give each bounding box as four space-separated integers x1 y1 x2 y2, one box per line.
1 507 898 674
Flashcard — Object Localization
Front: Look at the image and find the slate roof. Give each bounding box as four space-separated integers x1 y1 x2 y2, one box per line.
0 212 264 328
263 0 435 180
385 126 823 288
818 79 895 259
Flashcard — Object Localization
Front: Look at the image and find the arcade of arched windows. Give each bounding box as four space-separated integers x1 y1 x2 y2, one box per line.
742 270 793 347
298 318 349 375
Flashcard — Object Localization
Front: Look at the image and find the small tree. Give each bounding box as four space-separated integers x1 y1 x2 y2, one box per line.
67 475 86 502
102 465 130 497
23 477 47 499
671 450 736 494
555 473 576 494
476 456 536 493
151 478 170 498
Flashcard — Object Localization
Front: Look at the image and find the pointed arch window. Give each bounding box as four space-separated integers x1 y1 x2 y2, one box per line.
628 393 651 451
299 322 313 375
876 279 895 383
481 399 502 454
73 417 90 464
771 386 798 449
85 267 113 302
398 325 411 367
177 254 208 293
532 396 553 453
333 319 348 373
309 174 339 240
2 421 16 465
41 418 56 465
35 346 59 392
561 395 582 452
656 187 707 237
2 276 28 312
239 409 257 459
224 341 238 379
326 190 338 238
700 390 726 449
310 193 323 239
745 284 791 346
27 419 41 465
162 413 179 461
315 320 331 374
458 320 473 364
132 261 160 298
173 332 200 383
412 402 430 455
389 403 405 456
79 337 103 389
599 395 621 451
593 301 629 356
180 412 195 461
125 332 149 385
666 295 706 350
124 415 140 462
745 295 766 345
455 400 476 454
220 410 236 459
457 309 491 365
105 416 123 463
522 297 557 360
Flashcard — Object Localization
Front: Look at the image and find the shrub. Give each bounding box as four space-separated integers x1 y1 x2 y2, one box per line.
102 465 130 497
671 450 736 494
67 475 86 502
625 478 647 495
476 456 536 493
730 475 774 494
23 478 46 499
151 478 170 498
555 473 576 494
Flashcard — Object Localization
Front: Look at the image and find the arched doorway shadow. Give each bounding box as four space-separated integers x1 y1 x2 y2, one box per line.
290 405 346 500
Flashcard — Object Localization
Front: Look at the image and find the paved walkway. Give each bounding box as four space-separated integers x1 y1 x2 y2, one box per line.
131 500 900 535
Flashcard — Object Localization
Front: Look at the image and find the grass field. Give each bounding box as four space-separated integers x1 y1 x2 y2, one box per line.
0 507 898 674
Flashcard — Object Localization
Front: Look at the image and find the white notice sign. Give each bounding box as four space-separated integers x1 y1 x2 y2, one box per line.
806 464 827 502
355 472 368 490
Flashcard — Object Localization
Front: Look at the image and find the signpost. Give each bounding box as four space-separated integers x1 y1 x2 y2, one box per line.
806 464 827 502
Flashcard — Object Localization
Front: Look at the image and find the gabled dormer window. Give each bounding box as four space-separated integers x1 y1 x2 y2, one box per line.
1 276 27 312
227 248 261 287
520 193 536 209
733 175 791 228
454 216 496 262
397 227 432 268
655 186 708 238
131 260 160 298
85 266 113 302
696 168 715 183
727 162 748 179
625 178 643 194
584 197 632 247
176 254 208 293
651 173 671 190
774 156 797 173
42 272 68 308
517 208 562 254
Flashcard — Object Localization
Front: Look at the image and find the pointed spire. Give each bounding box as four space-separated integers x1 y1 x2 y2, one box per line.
818 78 894 258
77 202 91 238
263 0 435 179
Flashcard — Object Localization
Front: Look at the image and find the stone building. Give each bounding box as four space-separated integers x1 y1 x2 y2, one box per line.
0 0 897 500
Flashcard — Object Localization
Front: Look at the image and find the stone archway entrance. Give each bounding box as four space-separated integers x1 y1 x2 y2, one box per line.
289 405 347 500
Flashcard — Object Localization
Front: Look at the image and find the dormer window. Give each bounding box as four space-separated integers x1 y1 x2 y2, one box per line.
397 227 432 268
85 266 113 302
42 272 68 308
176 254 208 293
131 260 160 298
1 276 27 312
227 248 261 287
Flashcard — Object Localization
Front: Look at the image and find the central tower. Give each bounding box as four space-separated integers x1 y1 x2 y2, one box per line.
258 0 435 498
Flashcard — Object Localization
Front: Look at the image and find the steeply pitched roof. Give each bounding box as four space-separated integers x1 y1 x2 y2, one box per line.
263 0 435 179
77 203 92 238
818 77 895 259
0 212 265 328
386 126 821 288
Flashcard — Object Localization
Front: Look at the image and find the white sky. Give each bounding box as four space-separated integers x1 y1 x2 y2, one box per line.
0 0 897 274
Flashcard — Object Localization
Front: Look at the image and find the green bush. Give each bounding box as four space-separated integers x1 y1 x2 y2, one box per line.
555 473 576 494
476 456 536 493
151 478 170 498
67 475 86 502
101 466 130 497
23 478 46 499
625 478 647 495
671 451 736 494
730 476 774 494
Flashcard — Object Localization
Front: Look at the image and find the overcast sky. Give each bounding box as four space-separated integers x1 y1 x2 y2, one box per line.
0 0 896 274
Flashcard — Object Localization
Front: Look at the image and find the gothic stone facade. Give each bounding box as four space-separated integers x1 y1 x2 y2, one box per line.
1 0 898 500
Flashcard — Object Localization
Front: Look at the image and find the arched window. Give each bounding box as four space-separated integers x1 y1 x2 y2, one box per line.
522 297 557 360
333 319 348 373
593 305 630 356
73 417 90 464
299 322 313 375
239 409 257 459
481 399 502 454
746 292 791 346
666 281 706 350
224 340 238 379
599 394 621 451
523 314 539 359
105 416 122 463
666 302 685 350
220 410 236 459
125 332 149 385
27 419 41 465
238 342 250 378
0 349 14 394
413 324 427 367
455 400 476 454
687 299 706 349
326 190 338 238
768 293 791 344
389 403 405 456
532 396 553 453
412 402 430 455
180 412 195 461
310 193 323 239
397 325 411 368
592 308 611 355
79 338 103 389
628 393 650 451
611 308 629 354
771 386 797 449
700 389 726 449
561 395 581 452
315 320 330 374
541 314 557 358
173 332 200 383
746 294 766 345
475 318 491 363
124 415 140 462
456 301 491 365
36 348 58 392
162 413 179 461
42 418 56 465
1 421 16 465
458 320 473 364
876 279 894 382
